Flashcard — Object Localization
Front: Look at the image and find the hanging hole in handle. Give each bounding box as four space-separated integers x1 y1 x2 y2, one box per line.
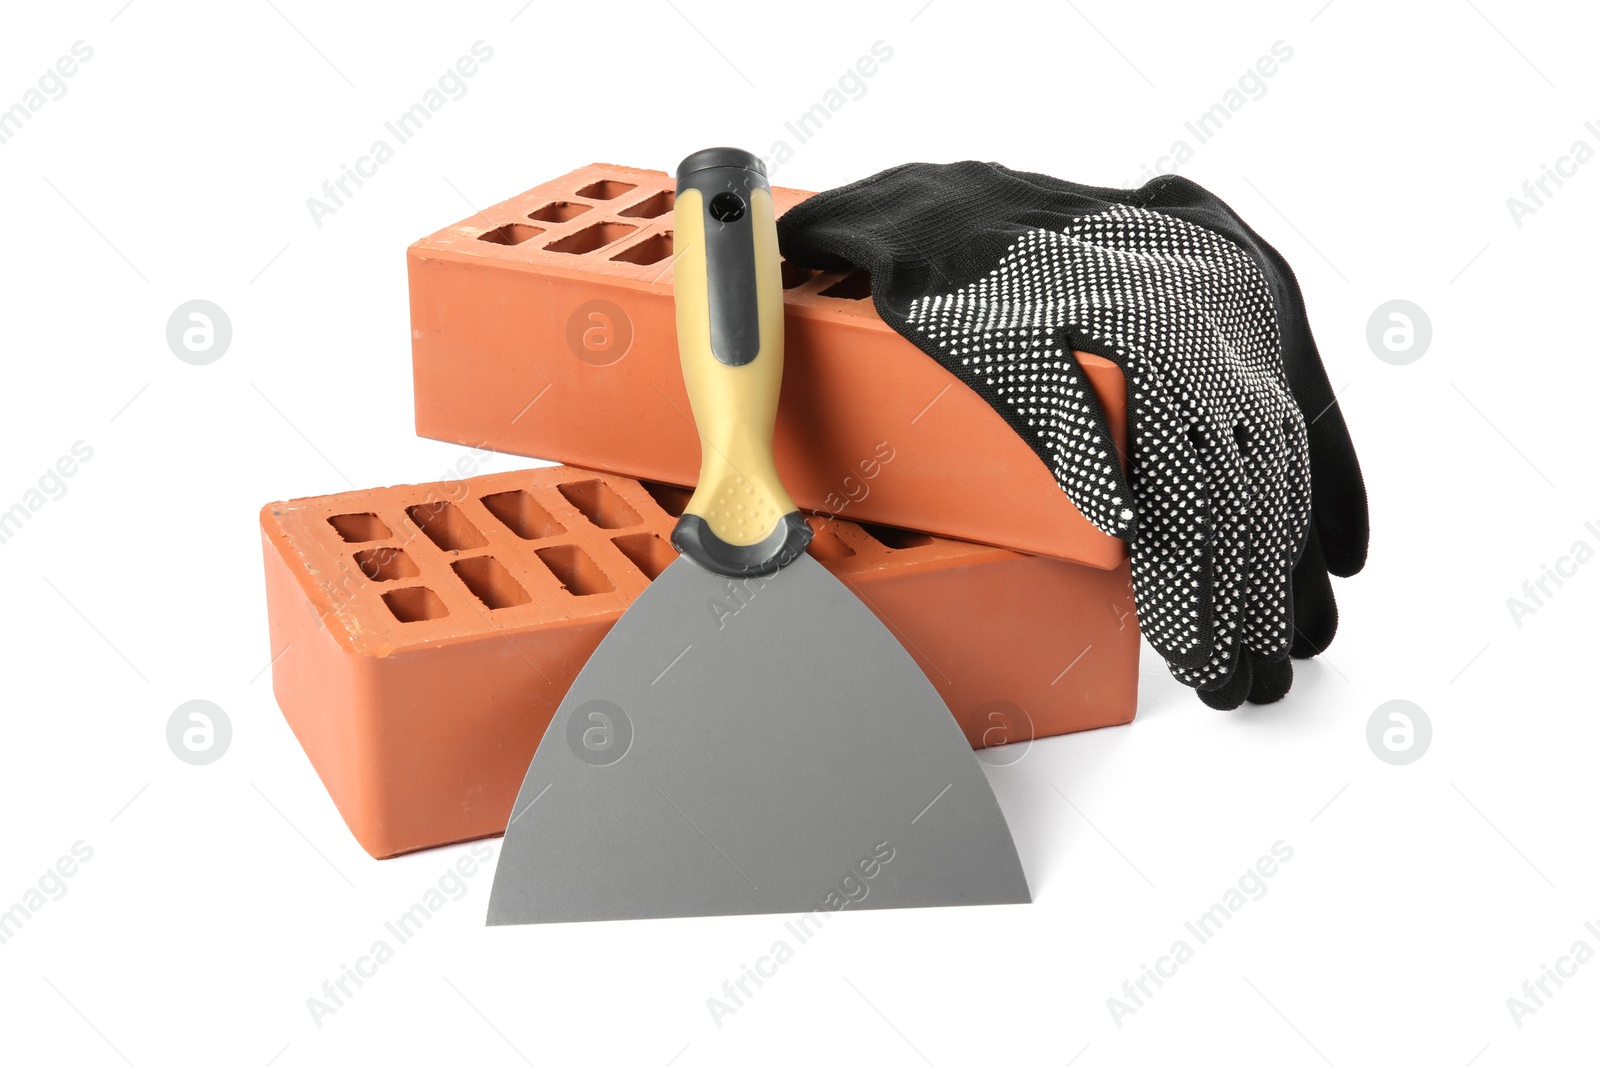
1232 423 1250 452
708 192 746 223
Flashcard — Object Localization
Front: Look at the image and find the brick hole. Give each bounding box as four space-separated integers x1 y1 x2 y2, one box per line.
527 201 591 223
804 524 856 561
619 190 674 218
557 479 640 529
781 261 818 289
535 544 614 596
383 586 449 623
857 521 933 550
452 556 531 610
612 532 677 580
818 270 872 300
544 221 638 256
477 223 544 246
327 512 391 543
574 179 636 201
354 546 419 582
639 480 692 518
407 501 488 552
610 231 674 266
481 489 565 540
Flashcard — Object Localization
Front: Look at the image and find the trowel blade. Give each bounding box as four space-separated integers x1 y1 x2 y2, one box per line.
487 552 1029 925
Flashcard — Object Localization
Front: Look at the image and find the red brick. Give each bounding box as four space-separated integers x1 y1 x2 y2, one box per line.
263 466 1138 858
408 163 1130 570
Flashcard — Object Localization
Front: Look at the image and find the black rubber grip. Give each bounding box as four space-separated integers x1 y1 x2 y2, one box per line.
676 148 768 367
672 512 814 579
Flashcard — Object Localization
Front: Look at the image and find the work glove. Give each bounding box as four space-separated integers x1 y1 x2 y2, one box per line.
1114 172 1369 678
777 162 1367 708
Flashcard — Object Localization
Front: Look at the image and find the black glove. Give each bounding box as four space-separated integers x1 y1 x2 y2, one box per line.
778 162 1367 709
1118 173 1368 673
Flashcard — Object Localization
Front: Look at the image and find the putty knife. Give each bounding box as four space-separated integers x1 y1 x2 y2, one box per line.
486 147 1030 924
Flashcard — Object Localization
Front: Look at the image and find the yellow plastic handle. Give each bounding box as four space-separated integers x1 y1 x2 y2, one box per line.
670 153 811 577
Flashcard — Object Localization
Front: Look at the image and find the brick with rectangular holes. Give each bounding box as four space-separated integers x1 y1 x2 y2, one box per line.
408 163 1130 570
262 466 1139 858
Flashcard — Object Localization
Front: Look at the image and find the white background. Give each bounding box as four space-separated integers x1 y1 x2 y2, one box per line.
2 1 1596 1063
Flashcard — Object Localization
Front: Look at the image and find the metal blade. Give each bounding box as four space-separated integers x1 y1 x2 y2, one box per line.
487 553 1030 924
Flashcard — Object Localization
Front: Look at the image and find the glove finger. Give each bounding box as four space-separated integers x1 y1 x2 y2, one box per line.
1292 343 1366 578
1129 410 1217 671
1234 403 1309 667
1028 331 1136 542
1167 421 1249 688
1246 652 1294 704
1196 652 1252 710
1290 524 1340 658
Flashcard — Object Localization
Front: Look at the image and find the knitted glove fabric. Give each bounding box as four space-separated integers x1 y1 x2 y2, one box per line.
777 162 1367 708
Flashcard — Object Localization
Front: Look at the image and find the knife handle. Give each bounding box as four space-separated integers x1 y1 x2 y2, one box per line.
669 147 813 578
